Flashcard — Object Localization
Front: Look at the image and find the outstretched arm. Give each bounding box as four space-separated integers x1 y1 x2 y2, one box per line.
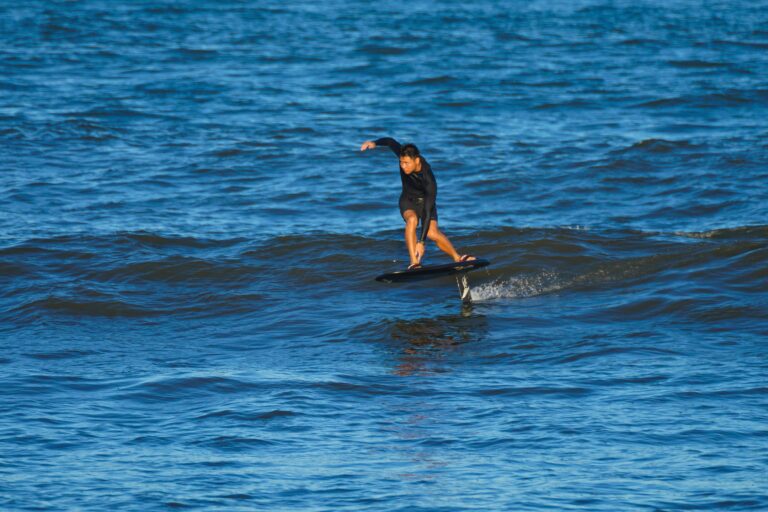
360 137 401 157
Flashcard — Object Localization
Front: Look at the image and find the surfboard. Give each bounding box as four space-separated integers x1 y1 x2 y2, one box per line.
375 258 491 304
375 258 490 283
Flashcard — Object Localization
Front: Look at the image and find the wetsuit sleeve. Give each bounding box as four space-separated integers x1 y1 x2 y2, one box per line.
373 137 401 157
419 171 437 243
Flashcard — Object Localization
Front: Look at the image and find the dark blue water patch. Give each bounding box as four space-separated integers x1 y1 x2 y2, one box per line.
712 39 768 50
613 138 705 154
401 75 457 86
0 260 30 278
532 99 597 110
500 78 574 88
171 47 221 60
678 387 768 399
192 435 277 452
21 118 124 143
312 81 360 91
4 374 124 395
60 107 175 120
558 346 681 365
0 127 25 141
15 295 156 319
196 409 298 422
116 375 265 404
667 60 731 69
357 45 410 56
635 90 764 110
24 350 99 361
476 386 591 398
617 37 665 46
0 78 29 91
581 374 670 387
655 122 722 135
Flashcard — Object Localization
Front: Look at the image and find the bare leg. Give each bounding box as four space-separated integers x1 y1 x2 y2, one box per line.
426 220 473 262
403 210 420 266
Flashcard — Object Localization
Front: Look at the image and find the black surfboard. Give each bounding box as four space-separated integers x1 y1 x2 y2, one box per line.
375 258 491 283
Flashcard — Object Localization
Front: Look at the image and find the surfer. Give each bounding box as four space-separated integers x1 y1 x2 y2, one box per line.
361 137 476 270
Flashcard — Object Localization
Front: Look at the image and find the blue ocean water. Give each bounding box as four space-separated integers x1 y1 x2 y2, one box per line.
1 0 767 510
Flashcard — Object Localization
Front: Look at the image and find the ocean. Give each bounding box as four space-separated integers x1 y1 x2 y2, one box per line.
1 0 767 510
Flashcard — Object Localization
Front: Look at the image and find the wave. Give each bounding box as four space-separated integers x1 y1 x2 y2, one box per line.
635 90 762 109
14 119 123 143
667 59 731 69
113 375 269 407
533 99 595 110
312 81 360 90
15 296 157 319
1 226 765 321
612 138 703 155
357 45 409 56
1 231 245 253
713 39 768 50
402 75 457 86
618 38 663 46
499 79 573 88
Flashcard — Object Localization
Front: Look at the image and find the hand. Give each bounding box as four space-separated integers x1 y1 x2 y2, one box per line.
415 242 425 262
360 140 376 151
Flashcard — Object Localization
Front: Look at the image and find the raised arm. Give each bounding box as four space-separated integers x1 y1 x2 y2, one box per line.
360 137 402 157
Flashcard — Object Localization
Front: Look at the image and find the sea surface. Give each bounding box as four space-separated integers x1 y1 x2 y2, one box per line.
1 1 767 510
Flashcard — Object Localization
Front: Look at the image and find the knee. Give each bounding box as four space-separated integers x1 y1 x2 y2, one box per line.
427 227 441 240
405 217 418 230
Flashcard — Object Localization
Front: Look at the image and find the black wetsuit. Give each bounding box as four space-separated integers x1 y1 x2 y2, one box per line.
374 137 437 243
